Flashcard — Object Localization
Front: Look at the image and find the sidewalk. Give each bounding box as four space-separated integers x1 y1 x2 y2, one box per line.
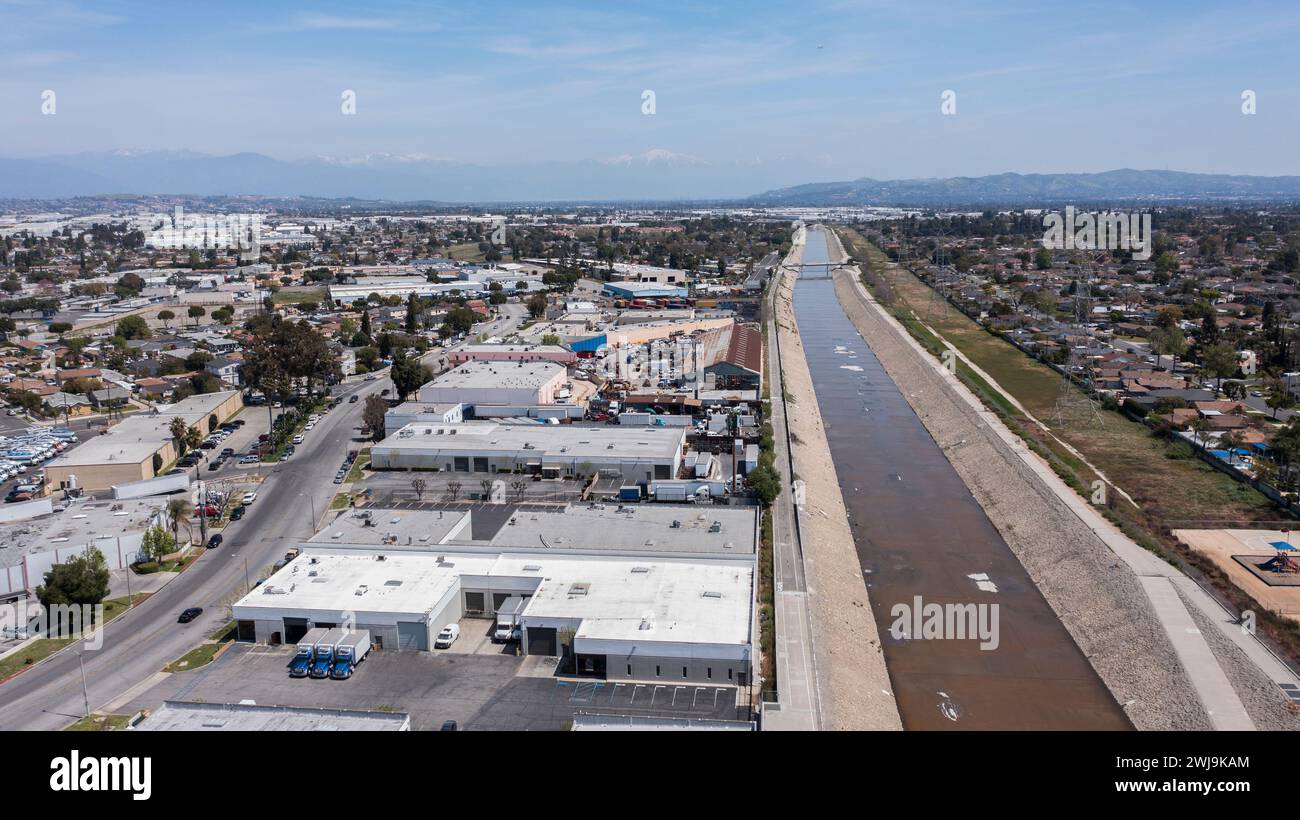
762 244 822 731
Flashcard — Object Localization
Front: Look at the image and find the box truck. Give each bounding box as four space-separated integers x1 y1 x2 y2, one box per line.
492 597 528 643
289 627 329 678
329 630 372 680
309 627 348 679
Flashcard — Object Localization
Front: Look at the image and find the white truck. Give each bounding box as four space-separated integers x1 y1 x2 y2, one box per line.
329 630 372 679
492 597 527 643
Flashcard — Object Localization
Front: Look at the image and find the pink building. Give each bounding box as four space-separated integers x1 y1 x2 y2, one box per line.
448 344 576 367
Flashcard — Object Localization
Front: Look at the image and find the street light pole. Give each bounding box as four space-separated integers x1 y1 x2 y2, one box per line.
78 652 90 718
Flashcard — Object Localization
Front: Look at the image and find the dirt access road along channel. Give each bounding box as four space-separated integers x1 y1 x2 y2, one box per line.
793 227 1133 730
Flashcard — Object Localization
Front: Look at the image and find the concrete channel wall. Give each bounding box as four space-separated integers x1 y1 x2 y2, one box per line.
771 235 902 731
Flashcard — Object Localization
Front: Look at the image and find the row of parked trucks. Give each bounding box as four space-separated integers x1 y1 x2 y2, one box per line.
289 628 371 680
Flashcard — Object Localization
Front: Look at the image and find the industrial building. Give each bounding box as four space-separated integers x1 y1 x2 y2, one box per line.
133 701 411 731
231 540 754 686
371 421 685 482
44 391 243 490
383 401 465 436
448 344 576 367
416 361 567 406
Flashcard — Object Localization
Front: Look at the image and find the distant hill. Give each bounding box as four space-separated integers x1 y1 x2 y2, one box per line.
751 169 1300 206
0 149 812 203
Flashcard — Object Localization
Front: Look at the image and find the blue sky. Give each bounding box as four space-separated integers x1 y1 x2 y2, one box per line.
2 0 1299 183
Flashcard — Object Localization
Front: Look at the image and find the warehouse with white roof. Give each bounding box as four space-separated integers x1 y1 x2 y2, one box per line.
231 534 754 686
371 421 685 482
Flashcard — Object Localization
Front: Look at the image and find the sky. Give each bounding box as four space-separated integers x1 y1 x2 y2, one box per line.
2 0 1299 186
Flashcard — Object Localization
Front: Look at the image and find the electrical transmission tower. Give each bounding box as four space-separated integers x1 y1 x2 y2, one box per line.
1051 264 1105 429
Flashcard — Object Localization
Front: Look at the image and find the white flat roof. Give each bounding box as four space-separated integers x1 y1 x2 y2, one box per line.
135 701 410 731
308 508 470 548
428 360 565 390
377 421 684 461
48 391 239 467
234 547 752 649
490 504 756 555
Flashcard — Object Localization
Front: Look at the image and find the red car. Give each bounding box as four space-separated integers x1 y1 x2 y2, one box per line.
192 504 219 517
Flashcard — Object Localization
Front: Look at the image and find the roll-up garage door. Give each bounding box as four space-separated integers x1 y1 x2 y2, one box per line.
397 621 428 650
526 627 557 656
283 618 309 644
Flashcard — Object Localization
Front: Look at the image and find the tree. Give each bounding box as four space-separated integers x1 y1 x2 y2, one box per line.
363 395 387 441
404 294 420 333
1188 416 1209 449
526 294 547 318
480 478 494 500
1266 378 1296 419
391 356 433 402
157 309 175 330
141 524 176 562
1219 430 1246 463
169 416 189 454
36 549 110 610
541 334 560 346
747 463 781 505
411 477 427 501
509 478 528 500
115 314 150 340
166 498 190 546
183 425 204 454
1149 326 1186 372
446 480 462 502
187 305 206 327
1200 342 1238 393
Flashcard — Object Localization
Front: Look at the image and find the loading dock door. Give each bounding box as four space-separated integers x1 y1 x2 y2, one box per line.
397 621 428 651
526 627 557 656
283 618 309 644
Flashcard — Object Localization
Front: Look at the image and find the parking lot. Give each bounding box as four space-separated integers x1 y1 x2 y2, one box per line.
124 640 747 730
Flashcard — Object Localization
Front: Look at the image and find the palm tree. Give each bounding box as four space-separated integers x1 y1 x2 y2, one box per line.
165 498 190 546
1188 416 1209 450
183 426 204 454
1219 430 1245 464
169 416 189 454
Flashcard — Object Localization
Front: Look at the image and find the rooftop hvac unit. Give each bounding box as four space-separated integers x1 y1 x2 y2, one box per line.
709 521 722 533
670 520 681 528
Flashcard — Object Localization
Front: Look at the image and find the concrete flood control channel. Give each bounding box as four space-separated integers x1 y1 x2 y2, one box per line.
794 229 1131 730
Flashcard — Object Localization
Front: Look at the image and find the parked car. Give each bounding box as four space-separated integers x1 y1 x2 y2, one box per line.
434 624 460 649
292 434 305 445
239 454 259 465
241 491 257 505
177 607 203 624
334 471 346 484
440 720 458 732
230 505 246 521
206 534 223 549
208 459 223 471
349 395 360 403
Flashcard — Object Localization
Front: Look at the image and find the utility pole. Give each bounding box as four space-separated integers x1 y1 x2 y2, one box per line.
78 652 90 718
